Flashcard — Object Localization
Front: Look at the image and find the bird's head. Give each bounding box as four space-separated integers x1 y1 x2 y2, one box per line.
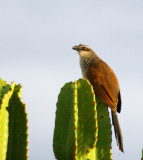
72 44 95 58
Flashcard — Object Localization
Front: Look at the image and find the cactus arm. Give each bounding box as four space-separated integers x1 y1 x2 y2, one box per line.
76 79 98 160
95 97 112 160
53 82 75 160
0 82 15 160
0 79 28 160
6 84 28 160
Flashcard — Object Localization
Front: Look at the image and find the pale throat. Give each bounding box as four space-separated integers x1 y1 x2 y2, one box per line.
78 50 97 78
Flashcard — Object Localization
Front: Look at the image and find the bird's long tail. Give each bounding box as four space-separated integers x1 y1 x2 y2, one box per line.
111 111 124 152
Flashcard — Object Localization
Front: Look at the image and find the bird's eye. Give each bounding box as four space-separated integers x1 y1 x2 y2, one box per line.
82 47 87 50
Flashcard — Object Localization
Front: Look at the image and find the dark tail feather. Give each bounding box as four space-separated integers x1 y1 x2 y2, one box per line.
111 111 124 152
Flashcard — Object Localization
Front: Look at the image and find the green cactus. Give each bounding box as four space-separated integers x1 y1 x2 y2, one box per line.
95 97 112 160
53 82 75 160
0 79 28 160
0 81 15 160
53 78 112 160
76 79 98 160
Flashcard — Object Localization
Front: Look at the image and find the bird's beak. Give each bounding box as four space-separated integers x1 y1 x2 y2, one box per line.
72 45 79 51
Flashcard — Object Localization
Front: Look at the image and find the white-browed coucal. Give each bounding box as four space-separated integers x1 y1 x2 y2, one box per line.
72 44 123 152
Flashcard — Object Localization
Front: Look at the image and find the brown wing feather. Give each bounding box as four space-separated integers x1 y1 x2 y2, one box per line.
87 60 119 112
93 84 116 111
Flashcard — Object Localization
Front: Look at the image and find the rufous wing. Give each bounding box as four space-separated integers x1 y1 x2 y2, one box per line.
87 60 119 112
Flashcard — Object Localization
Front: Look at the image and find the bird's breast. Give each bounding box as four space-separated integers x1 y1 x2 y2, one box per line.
80 58 88 78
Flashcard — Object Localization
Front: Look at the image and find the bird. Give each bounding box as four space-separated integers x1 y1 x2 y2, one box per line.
72 44 123 152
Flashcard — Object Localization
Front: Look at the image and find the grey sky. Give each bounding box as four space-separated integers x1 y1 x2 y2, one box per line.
0 0 143 159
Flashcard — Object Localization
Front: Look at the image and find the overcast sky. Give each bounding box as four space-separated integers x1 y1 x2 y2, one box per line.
0 0 143 160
